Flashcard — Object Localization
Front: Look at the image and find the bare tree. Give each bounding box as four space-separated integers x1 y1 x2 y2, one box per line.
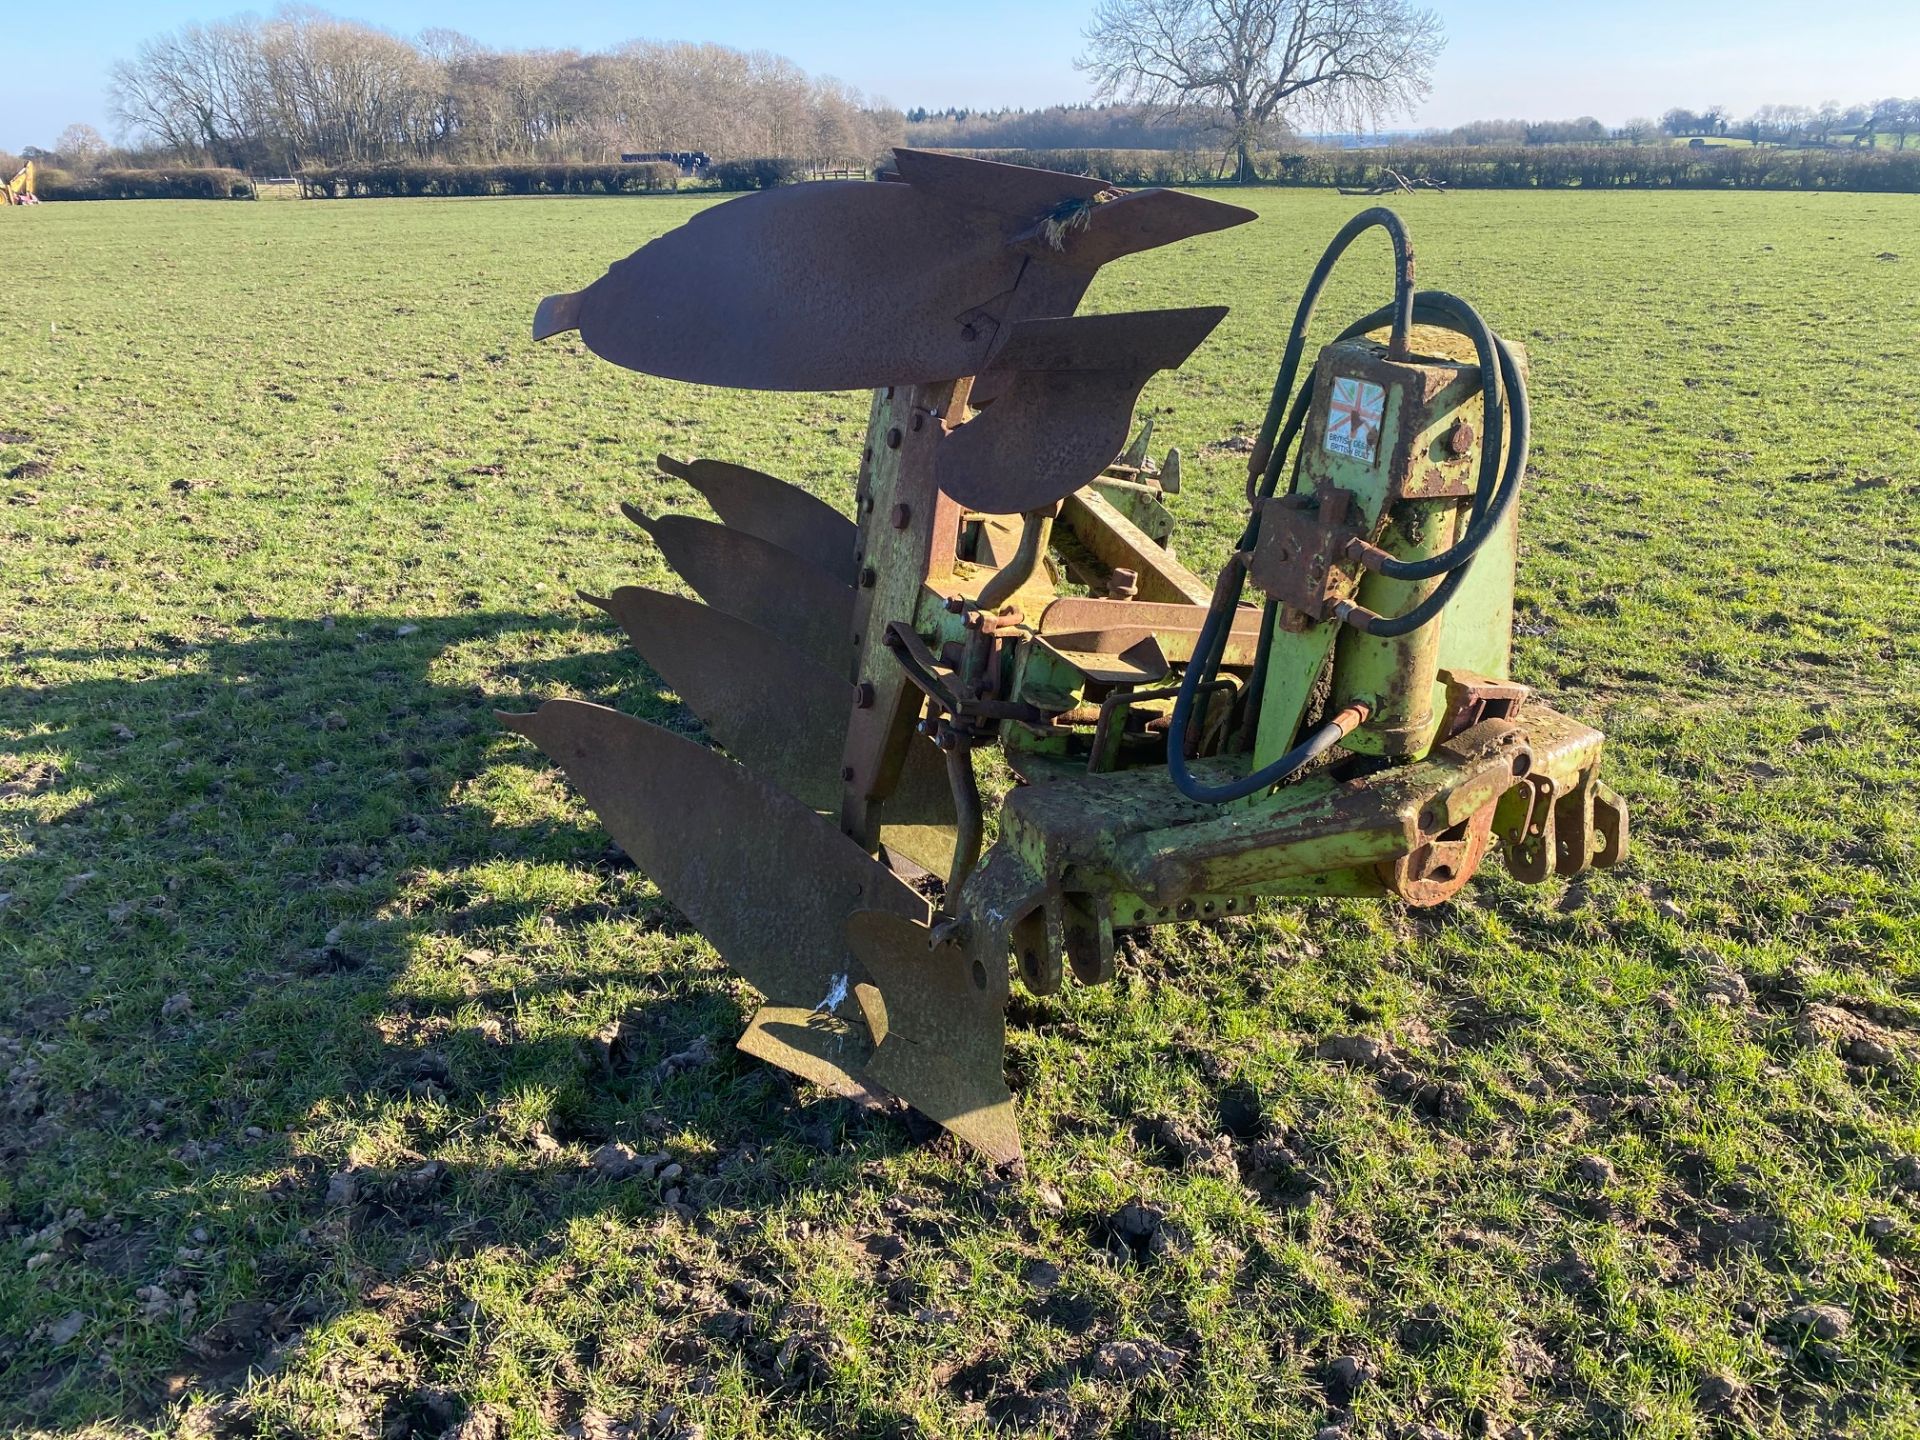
110 20 262 166
1079 0 1443 180
54 123 110 170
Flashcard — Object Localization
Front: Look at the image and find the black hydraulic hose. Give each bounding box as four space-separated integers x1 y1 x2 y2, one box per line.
1245 207 1414 507
1167 210 1415 804
1163 552 1367 804
1213 300 1525 764
1168 214 1539 802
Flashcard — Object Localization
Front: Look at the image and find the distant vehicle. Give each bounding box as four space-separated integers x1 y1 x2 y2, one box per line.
4 161 37 205
621 151 710 178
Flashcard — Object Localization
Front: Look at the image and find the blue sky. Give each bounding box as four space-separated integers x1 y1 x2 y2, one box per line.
6 0 1917 152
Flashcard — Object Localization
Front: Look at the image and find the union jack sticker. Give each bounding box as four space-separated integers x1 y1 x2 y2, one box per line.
1324 376 1386 464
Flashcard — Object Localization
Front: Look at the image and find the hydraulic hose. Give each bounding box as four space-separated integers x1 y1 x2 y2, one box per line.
1245 207 1415 506
1165 214 1529 802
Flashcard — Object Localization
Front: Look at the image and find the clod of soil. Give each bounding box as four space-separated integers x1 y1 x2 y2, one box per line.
1316 1034 1389 1069
1783 1304 1851 1341
589 1142 643 1178
1575 1153 1616 1185
1091 1336 1182 1381
654 1035 715 1079
1097 1198 1187 1265
1699 1371 1747 1412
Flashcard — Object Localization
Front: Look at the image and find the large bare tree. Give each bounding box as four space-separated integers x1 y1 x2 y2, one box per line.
1080 0 1444 179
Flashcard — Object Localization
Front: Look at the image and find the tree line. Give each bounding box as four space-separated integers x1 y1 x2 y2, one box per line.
901 103 1219 150
106 9 902 173
944 143 1920 191
1430 100 1919 151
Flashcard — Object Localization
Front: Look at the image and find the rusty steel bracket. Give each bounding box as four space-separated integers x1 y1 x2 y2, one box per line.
1501 772 1558 883
1592 783 1629 869
1248 482 1367 627
1012 890 1068 995
1498 755 1627 884
1011 884 1118 995
1436 667 1531 740
883 621 1046 729
1381 803 1500 906
1553 767 1629 877
1378 716 1532 905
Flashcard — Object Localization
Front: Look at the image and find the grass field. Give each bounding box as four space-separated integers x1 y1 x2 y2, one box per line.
1 186 1917 1438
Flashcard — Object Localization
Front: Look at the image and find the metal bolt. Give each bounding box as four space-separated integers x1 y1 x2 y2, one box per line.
840 766 856 782
911 411 926 432
890 503 911 529
1107 567 1139 601
1447 420 1475 456
855 681 876 709
886 427 903 449
859 565 876 588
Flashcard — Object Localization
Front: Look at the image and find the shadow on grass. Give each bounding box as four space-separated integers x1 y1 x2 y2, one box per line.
0 609 913 1431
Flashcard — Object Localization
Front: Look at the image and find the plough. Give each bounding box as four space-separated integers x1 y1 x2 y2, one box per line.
502 150 1626 1164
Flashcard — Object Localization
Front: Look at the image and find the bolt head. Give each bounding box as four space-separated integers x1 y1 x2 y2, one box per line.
890 503 911 529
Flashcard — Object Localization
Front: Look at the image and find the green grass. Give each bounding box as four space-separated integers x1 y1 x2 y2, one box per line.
1 187 1917 1438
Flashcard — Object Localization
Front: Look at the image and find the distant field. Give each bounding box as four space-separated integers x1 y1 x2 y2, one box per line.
2 189 1918 1437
